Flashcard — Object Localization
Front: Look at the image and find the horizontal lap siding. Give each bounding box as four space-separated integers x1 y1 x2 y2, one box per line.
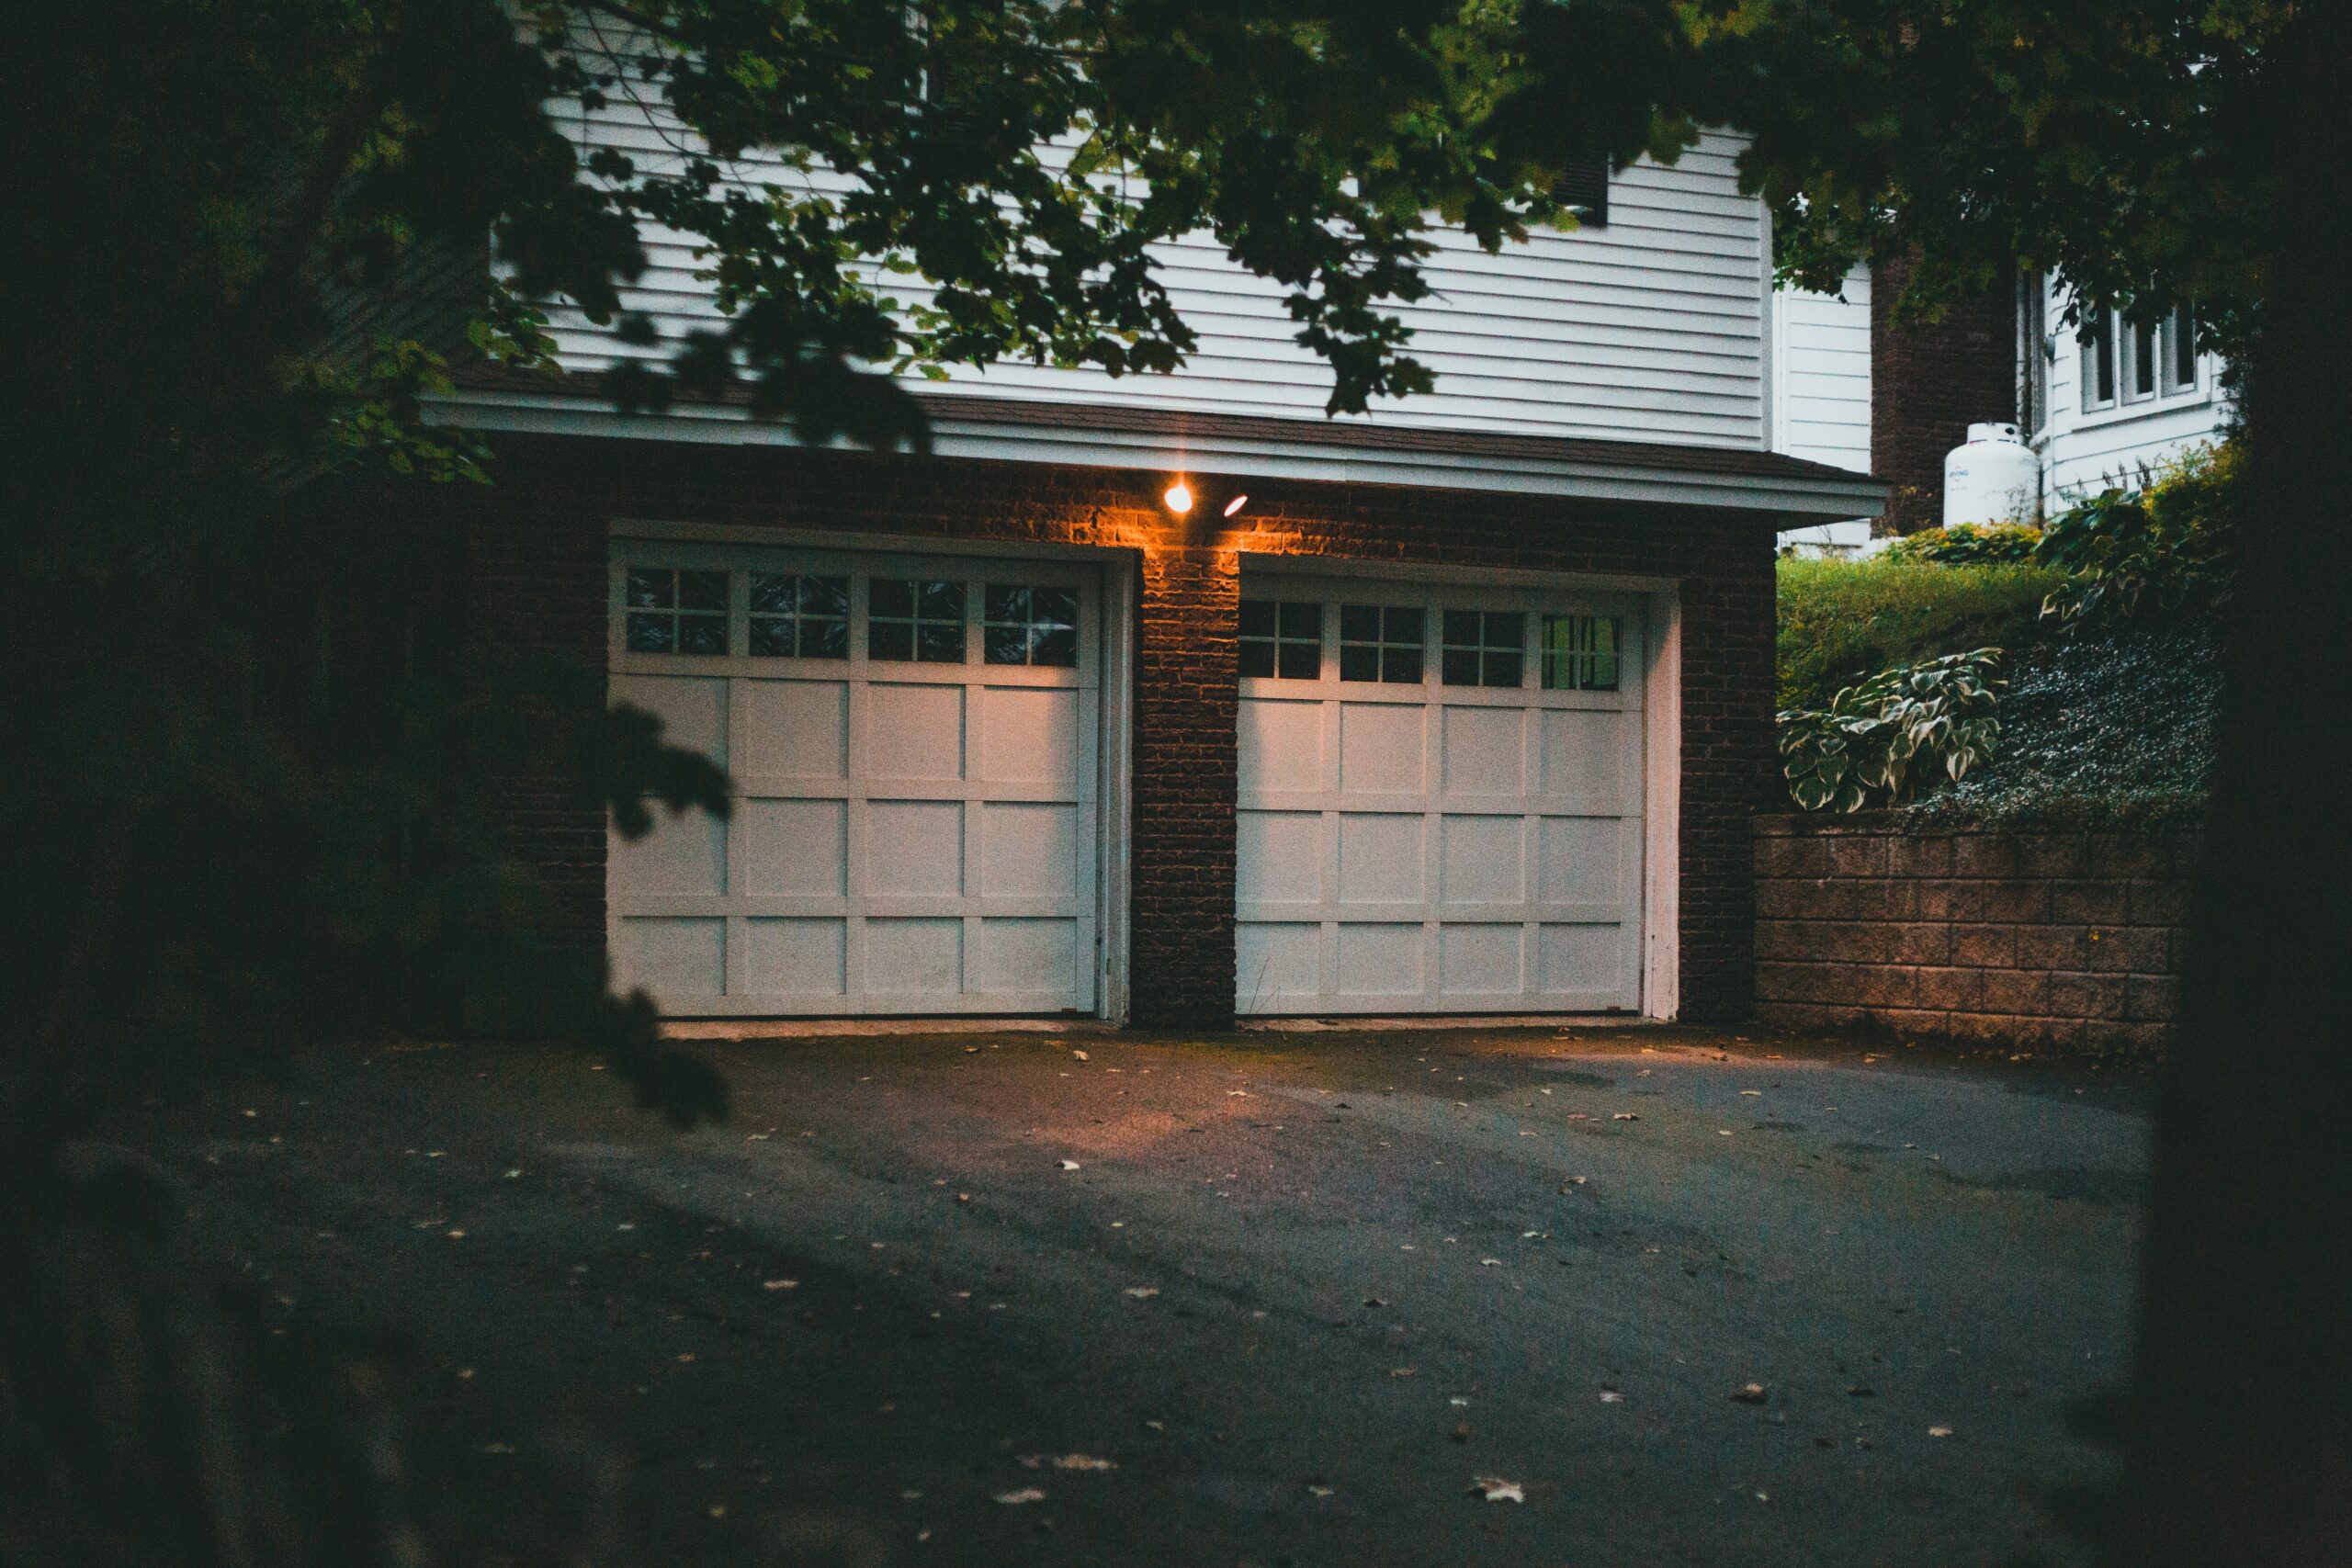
1772 269 1871 474
542 91 1768 449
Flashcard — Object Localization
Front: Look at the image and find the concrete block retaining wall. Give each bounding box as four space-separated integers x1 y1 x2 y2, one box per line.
1753 813 2200 1055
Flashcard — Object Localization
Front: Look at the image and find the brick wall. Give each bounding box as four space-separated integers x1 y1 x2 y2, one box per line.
1754 813 2198 1055
428 433 1784 1027
1871 259 2018 534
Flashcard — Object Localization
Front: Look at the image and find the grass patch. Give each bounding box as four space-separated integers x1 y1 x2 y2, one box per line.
1777 557 2066 710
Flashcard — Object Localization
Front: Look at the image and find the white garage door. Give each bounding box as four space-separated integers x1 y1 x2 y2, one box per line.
607 540 1102 1016
1236 571 1646 1015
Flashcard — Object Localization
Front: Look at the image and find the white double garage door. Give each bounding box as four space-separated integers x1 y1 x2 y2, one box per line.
608 540 1648 1018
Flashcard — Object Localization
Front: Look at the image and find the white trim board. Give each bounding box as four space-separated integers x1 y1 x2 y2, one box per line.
435 391 1888 522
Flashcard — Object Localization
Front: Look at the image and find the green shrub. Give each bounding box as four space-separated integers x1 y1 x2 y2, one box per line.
1906 627 2216 825
1776 557 2064 709
1779 649 2005 812
2037 440 2240 635
1881 522 2045 565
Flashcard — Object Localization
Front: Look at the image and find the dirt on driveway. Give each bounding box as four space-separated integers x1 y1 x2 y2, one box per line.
126 1025 2149 1566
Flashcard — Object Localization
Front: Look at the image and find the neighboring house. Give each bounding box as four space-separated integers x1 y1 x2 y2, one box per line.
1773 267 2233 548
367 91 1883 1031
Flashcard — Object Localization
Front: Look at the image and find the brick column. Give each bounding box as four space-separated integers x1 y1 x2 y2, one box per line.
1871 258 2018 534
1127 541 1240 1027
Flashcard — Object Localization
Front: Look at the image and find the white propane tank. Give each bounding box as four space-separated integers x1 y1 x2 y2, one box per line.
1942 422 2040 528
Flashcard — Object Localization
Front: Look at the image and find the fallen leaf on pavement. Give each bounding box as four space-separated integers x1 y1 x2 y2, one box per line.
1071 1050 1090 1062
1479 1258 1501 1268
1599 1389 1624 1404
1058 1159 1081 1171
1363 1296 1388 1307
1928 1426 1953 1438
763 1280 798 1291
1308 1484 1334 1498
994 1488 1046 1506
1468 1476 1524 1503
1612 1112 1639 1122
1052 1454 1116 1472
1123 1286 1159 1300
1846 1385 1875 1397
1450 1423 1471 1443
1730 1383 1768 1404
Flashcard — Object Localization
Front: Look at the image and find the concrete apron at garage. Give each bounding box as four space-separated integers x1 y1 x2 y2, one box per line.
150 1027 2148 1567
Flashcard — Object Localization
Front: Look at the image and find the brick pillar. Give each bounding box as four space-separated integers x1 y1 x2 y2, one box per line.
1871 258 2018 534
1127 540 1239 1027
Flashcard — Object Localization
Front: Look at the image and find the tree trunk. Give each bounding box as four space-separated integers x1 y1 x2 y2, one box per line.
2122 4 2352 1561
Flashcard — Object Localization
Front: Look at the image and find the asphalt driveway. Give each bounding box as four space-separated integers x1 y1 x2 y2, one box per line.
139 1025 2149 1566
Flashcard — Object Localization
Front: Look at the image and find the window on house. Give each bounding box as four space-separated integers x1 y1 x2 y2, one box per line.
2021 275 2051 434
870 579 966 662
2162 304 2199 395
1239 599 1322 679
982 584 1079 667
2123 315 2160 402
1338 604 1425 683
1551 154 1609 228
747 572 848 659
2079 312 2118 412
1442 610 1524 689
1541 615 1622 692
625 568 729 655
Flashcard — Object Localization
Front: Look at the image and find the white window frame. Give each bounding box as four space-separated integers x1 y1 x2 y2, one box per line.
2079 310 2119 413
2159 304 2200 397
2120 315 2161 405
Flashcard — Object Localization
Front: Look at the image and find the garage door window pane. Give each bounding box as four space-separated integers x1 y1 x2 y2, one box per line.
1240 599 1321 679
625 568 730 655
983 584 1080 667
1442 609 1523 688
749 572 849 659
871 580 966 662
1339 604 1424 684
1542 615 1621 691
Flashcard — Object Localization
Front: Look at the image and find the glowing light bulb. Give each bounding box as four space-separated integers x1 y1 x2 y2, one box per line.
1222 492 1249 518
1163 480 1193 514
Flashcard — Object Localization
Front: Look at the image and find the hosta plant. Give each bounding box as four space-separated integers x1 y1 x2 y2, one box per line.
1778 649 2005 812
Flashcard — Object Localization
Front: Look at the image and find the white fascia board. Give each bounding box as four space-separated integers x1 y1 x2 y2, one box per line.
428 390 1888 522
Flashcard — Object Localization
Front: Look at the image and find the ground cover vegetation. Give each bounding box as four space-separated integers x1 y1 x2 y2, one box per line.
1775 441 2238 820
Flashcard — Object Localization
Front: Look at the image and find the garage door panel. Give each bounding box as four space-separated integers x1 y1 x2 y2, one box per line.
1538 922 1630 997
738 798 846 896
1538 710 1630 809
741 917 848 996
1440 706 1526 796
865 800 965 896
1439 815 1526 904
865 918 964 992
978 802 1080 897
1237 812 1320 906
1337 704 1423 794
1335 813 1424 905
1238 570 1645 1015
1238 922 1320 1006
866 683 967 780
1536 816 1623 904
1336 924 1423 996
1239 701 1324 795
615 673 729 763
973 918 1080 995
615 916 725 1001
737 681 847 777
1438 924 1526 997
610 544 1102 1016
978 686 1081 784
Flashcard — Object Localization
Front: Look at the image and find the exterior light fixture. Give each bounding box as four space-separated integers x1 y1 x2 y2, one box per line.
1162 479 1193 514
1222 492 1249 518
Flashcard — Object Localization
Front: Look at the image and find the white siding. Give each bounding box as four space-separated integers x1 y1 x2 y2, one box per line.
2035 277 2233 502
1771 268 1871 473
544 87 1770 450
